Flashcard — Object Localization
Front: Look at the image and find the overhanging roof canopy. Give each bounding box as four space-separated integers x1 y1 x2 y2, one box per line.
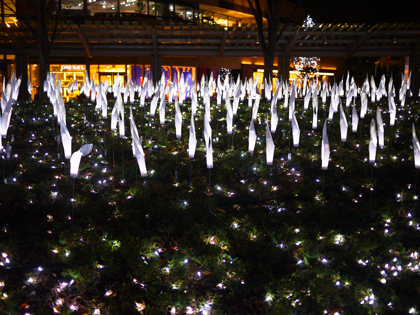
1 20 420 58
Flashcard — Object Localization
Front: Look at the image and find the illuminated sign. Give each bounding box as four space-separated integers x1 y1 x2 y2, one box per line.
61 65 86 71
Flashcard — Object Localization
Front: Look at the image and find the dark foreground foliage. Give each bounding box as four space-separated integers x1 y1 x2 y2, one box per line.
0 97 420 314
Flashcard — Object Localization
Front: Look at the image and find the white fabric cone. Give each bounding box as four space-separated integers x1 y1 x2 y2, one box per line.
266 121 275 165
189 113 197 159
369 118 377 163
413 123 420 169
292 112 300 147
321 120 330 170
203 116 213 169
150 95 158 117
119 100 125 138
175 97 182 139
252 94 260 121
249 118 256 154
360 92 368 119
129 107 147 177
312 88 318 129
352 102 359 133
376 107 384 148
340 103 348 142
289 84 296 121
159 96 166 125
70 144 93 178
61 123 72 159
303 87 311 111
226 95 233 135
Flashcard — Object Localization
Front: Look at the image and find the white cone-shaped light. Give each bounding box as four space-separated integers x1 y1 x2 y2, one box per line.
360 92 368 119
61 123 72 159
377 107 384 148
111 94 120 131
203 115 213 169
412 123 420 169
159 96 166 125
292 113 300 147
252 94 260 121
312 90 318 129
249 118 257 154
226 94 233 134
388 93 396 127
369 118 377 163
175 96 182 138
321 121 330 170
189 113 197 159
289 84 296 121
352 102 359 133
303 87 311 111
70 144 93 178
119 97 125 138
270 88 279 133
340 103 348 142
0 94 12 137
150 94 158 117
129 107 147 177
266 121 275 165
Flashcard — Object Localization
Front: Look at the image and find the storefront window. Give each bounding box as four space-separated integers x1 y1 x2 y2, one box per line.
144 65 151 82
28 64 39 100
214 13 228 27
131 65 143 85
90 65 99 86
172 66 193 98
149 1 162 16
161 66 171 86
98 64 126 87
50 64 85 101
89 0 118 16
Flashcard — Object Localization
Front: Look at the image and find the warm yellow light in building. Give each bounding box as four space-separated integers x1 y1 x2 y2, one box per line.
316 72 334 76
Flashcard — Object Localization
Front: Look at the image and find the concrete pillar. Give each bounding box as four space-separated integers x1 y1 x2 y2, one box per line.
278 55 290 84
409 55 420 97
150 55 161 83
15 53 29 101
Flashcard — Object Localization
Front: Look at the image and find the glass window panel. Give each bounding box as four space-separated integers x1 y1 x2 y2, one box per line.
214 13 228 27
88 0 117 16
131 65 143 85
120 0 146 14
149 1 162 16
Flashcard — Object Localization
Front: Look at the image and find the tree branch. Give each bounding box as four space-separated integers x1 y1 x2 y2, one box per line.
247 0 267 53
264 0 273 27
49 0 62 50
276 0 302 43
3 1 36 36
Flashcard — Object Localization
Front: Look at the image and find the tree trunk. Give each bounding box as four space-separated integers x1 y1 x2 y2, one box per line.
38 46 50 101
263 47 276 83
263 0 280 83
35 0 51 101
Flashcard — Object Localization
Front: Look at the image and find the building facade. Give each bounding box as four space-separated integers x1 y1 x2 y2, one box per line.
1 0 419 100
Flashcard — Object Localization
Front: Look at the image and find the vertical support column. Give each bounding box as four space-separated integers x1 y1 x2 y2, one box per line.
15 53 28 101
278 55 290 84
1 0 5 24
150 55 161 84
83 0 87 19
409 55 420 97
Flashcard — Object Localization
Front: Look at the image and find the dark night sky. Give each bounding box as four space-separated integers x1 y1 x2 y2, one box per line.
302 0 420 24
